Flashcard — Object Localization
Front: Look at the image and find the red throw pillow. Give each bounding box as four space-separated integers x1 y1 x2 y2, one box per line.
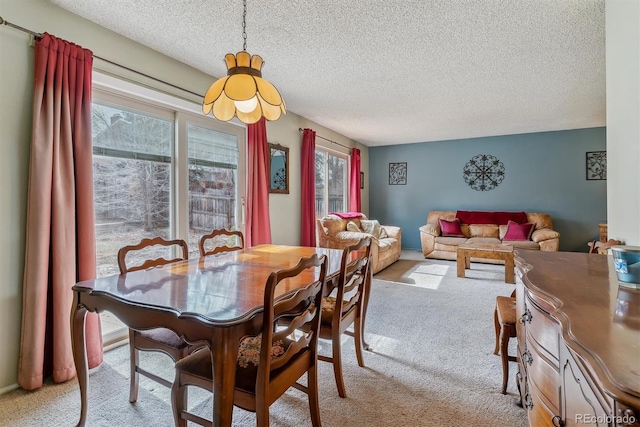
503 220 535 241
439 218 464 237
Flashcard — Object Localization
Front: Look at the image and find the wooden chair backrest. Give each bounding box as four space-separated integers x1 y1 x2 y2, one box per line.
333 237 372 324
588 239 623 254
117 236 189 274
199 229 245 257
259 254 327 380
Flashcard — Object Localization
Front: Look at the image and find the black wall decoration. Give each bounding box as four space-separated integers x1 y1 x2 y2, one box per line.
463 154 505 191
389 162 407 185
586 151 606 180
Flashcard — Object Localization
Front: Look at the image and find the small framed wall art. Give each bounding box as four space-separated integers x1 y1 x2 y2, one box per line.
360 171 364 189
586 151 606 180
389 162 407 185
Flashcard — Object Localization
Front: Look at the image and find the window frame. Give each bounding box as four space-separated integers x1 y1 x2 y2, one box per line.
92 71 247 254
315 144 350 217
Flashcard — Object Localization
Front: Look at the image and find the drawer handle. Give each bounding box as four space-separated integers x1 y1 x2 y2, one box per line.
551 415 564 427
522 349 533 366
524 393 534 409
519 308 532 324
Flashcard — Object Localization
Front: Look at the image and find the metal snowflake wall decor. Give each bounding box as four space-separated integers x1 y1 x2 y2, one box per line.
463 154 505 191
586 151 606 180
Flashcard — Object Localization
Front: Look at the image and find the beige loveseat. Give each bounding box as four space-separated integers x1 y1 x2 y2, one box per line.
419 210 560 262
316 214 402 274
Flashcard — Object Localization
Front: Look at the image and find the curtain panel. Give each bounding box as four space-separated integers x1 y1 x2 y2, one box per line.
19 33 103 390
349 147 361 212
300 128 317 246
245 117 272 247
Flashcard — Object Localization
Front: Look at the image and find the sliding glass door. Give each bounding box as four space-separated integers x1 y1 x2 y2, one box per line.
92 85 246 343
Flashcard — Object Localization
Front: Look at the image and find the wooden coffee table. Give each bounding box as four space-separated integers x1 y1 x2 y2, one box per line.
456 242 515 284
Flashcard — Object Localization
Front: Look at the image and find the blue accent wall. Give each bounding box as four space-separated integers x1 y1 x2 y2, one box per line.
369 128 607 252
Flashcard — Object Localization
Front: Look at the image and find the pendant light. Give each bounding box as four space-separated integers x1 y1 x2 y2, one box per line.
202 0 286 124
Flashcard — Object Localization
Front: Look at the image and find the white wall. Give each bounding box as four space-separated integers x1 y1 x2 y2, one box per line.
606 0 640 245
0 0 366 391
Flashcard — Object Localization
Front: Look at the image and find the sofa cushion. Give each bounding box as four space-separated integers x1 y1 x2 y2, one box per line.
322 215 348 235
503 220 535 241
466 237 502 245
456 210 528 225
439 218 464 237
469 224 499 238
434 237 468 252
509 240 541 250
360 219 390 239
346 221 362 232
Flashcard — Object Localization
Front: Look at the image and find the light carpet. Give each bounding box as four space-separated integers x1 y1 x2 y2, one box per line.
0 251 526 426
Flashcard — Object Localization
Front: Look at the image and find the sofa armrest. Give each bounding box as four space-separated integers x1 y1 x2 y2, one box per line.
531 228 560 251
531 228 559 243
419 223 440 237
419 224 439 257
382 225 402 240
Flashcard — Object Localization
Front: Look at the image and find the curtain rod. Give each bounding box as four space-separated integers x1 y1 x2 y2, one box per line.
0 16 203 99
298 128 350 150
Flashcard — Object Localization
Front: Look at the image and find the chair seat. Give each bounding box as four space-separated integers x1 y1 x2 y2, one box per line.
138 328 190 349
175 334 290 392
321 297 340 324
496 296 516 324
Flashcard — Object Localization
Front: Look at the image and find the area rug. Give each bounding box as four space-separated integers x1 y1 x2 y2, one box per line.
0 251 526 426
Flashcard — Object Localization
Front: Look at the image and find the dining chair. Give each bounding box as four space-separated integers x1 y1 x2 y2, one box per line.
493 289 517 394
317 237 372 398
117 236 202 403
198 229 244 256
588 239 622 254
171 253 328 427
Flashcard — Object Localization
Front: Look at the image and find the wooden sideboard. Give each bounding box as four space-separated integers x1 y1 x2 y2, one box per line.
515 250 640 427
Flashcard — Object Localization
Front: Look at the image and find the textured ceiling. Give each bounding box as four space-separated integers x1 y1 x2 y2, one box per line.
48 0 606 147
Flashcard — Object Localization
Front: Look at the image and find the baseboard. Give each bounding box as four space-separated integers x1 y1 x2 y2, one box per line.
0 383 19 395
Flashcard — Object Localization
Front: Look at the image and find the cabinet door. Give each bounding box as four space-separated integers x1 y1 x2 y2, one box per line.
560 343 611 427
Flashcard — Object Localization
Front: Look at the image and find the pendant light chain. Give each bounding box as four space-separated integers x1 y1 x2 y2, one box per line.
242 0 247 52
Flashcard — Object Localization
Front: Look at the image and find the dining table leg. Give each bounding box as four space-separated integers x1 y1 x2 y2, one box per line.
211 327 241 426
71 292 89 427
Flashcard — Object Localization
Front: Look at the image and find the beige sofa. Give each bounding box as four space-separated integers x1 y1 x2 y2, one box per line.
316 214 402 274
419 210 559 262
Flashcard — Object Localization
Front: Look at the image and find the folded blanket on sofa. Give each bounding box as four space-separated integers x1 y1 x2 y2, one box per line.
456 210 528 225
330 211 364 219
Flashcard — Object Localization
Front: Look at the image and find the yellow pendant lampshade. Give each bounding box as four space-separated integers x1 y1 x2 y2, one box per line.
202 0 286 124
202 51 286 124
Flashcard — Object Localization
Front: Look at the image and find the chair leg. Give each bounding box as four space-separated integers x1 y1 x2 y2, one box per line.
170 375 188 427
354 314 365 368
308 364 322 427
128 329 139 403
255 394 270 427
493 308 500 355
499 324 510 394
331 330 347 398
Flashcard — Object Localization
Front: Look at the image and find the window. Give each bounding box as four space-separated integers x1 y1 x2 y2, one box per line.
315 148 348 217
91 75 246 343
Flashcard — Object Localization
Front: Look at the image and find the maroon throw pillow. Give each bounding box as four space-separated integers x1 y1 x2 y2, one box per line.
439 218 464 237
503 220 535 241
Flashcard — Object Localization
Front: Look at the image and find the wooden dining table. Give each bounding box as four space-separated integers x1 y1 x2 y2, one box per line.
71 244 350 427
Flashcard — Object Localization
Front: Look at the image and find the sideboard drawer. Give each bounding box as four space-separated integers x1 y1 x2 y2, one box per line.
525 335 560 412
523 295 560 362
525 380 560 427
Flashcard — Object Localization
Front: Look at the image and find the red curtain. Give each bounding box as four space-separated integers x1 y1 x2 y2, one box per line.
19 33 103 390
349 148 362 212
246 117 272 247
300 128 317 246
